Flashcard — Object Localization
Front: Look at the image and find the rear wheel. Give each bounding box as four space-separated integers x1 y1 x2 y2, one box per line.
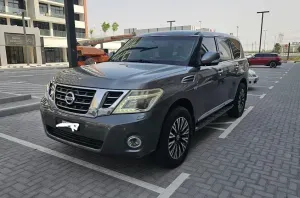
228 83 247 118
269 61 277 68
155 107 194 168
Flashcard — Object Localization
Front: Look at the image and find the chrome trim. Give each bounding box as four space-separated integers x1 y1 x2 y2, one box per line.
48 83 130 118
181 75 195 83
197 99 233 122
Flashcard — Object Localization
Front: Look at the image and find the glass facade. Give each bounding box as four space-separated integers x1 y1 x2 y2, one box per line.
10 19 28 27
44 48 64 63
0 17 7 25
39 3 48 14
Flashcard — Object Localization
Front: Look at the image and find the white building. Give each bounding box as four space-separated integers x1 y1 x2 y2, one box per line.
0 0 87 66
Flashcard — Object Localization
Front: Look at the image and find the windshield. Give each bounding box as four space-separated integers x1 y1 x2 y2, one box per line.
110 36 198 66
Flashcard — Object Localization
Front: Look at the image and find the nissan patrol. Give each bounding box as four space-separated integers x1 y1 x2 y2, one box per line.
40 31 249 168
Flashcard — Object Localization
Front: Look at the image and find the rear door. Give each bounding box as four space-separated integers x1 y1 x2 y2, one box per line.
214 37 235 105
228 37 248 99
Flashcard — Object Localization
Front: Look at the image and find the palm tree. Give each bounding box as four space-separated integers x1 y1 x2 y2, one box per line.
112 22 119 35
297 46 300 53
273 43 281 53
89 29 94 38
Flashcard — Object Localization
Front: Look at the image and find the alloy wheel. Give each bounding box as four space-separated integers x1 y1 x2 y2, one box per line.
168 117 190 159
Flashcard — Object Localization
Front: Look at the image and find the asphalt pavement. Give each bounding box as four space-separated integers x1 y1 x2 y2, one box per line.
0 63 299 198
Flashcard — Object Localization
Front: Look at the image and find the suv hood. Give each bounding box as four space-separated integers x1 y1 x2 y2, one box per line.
54 62 187 89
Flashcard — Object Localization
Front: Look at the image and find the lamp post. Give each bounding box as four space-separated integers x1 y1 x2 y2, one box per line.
199 21 202 30
64 0 77 67
236 26 239 38
167 20 175 31
264 30 267 51
257 11 270 53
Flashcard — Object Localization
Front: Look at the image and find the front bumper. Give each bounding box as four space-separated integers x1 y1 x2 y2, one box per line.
248 76 259 85
40 97 165 158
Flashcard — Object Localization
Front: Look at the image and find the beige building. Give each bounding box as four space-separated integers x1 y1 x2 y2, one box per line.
0 0 88 66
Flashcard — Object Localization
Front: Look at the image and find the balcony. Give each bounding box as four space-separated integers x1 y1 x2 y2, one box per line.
42 12 65 19
40 29 51 36
53 30 66 37
76 32 85 38
0 5 26 16
49 0 64 3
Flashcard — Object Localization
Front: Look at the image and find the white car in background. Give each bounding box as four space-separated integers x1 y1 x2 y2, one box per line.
248 69 259 86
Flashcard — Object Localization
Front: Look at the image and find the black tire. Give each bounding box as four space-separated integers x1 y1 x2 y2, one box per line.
155 106 194 168
228 83 247 118
84 58 96 65
269 61 277 68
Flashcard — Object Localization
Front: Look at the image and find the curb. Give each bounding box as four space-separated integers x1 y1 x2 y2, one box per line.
0 102 40 117
0 66 68 72
0 94 32 105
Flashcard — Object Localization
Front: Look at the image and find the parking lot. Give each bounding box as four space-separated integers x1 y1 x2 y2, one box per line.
0 63 300 198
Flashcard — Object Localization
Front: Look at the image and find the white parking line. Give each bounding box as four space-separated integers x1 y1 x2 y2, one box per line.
260 94 266 99
0 133 189 197
157 173 190 198
275 81 279 84
280 77 283 79
269 86 274 90
9 75 34 78
219 106 254 139
247 94 262 97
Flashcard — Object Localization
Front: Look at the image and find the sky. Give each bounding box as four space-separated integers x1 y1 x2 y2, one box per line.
87 0 300 51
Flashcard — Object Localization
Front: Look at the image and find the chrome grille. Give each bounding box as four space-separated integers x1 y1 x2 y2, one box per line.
102 91 123 108
55 85 96 114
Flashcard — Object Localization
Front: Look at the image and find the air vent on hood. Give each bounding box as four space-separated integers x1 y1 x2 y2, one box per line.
181 75 195 83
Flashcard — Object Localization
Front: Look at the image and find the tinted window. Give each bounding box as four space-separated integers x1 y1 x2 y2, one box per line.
200 37 217 58
39 3 48 14
110 36 198 66
216 37 232 61
255 54 263 57
0 17 7 25
229 38 242 59
33 21 49 29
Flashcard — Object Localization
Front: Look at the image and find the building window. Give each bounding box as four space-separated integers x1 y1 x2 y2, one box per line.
6 46 25 64
0 0 4 6
53 23 66 37
39 3 48 14
74 0 79 5
8 0 20 8
11 19 28 27
76 28 85 38
0 17 7 25
33 21 49 29
45 48 64 62
50 5 64 17
74 14 80 21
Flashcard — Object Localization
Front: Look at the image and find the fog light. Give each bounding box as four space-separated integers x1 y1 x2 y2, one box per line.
127 136 142 149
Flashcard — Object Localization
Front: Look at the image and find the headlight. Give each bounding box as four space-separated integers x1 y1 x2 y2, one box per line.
113 88 163 114
46 81 55 101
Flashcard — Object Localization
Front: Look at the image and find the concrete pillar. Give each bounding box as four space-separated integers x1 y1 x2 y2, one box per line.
0 46 7 66
49 22 53 36
63 48 68 62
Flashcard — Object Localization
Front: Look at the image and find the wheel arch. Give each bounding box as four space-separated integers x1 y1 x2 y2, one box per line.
166 98 195 126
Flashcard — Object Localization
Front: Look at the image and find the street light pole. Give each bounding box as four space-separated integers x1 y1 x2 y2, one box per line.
199 21 202 30
64 0 77 67
257 11 270 53
236 26 239 38
264 30 267 51
20 0 29 65
167 20 175 31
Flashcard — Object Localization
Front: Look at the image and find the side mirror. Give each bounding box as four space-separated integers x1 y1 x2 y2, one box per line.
201 52 220 65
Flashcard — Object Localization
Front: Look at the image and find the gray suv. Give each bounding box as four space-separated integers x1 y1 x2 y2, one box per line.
40 31 249 168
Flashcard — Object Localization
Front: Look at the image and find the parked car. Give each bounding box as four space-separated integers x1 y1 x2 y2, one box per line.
248 69 259 86
40 31 249 168
247 53 282 68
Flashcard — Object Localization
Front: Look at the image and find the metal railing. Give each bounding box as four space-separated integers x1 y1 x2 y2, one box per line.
49 12 65 19
53 30 66 37
0 5 26 16
76 32 85 38
40 29 51 36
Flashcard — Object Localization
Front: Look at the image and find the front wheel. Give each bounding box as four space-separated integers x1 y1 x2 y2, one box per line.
228 83 247 118
155 107 194 168
269 61 277 68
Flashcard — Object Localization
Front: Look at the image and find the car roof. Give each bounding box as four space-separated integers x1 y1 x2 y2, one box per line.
255 53 278 55
139 30 238 39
